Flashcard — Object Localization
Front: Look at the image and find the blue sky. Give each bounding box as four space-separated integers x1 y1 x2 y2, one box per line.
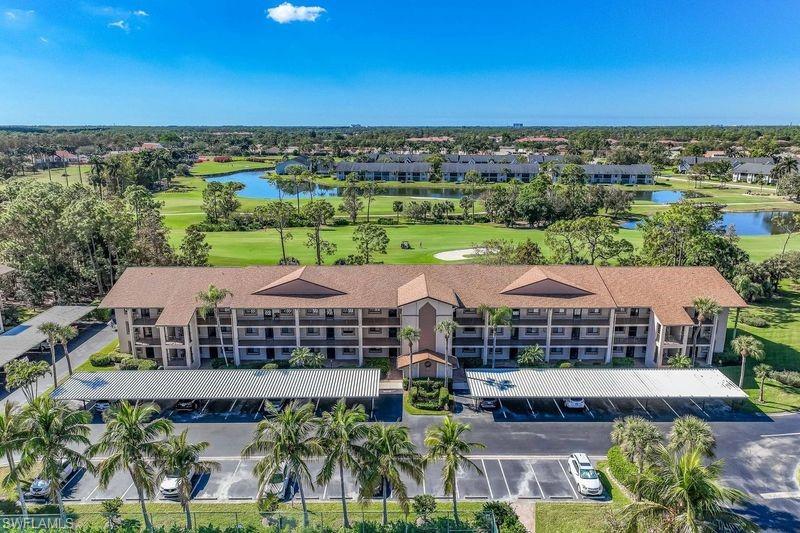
1 1 799 125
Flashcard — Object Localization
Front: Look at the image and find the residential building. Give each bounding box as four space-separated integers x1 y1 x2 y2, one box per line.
275 156 311 175
554 164 654 185
101 265 745 371
732 162 777 184
678 156 773 173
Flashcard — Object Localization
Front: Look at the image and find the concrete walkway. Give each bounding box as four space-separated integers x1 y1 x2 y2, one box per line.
0 323 116 405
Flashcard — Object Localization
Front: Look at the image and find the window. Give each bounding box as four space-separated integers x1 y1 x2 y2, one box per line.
367 308 382 315
495 327 505 335
281 348 293 355
550 348 563 355
462 348 476 354
306 327 320 336
585 348 599 355
586 327 599 336
616 307 627 314
279 309 293 315
280 327 294 336
525 327 539 335
342 328 356 336
589 308 601 315
614 326 625 333
221 326 231 334
341 308 355 316
243 308 257 316
245 327 257 336
368 348 383 354
526 308 540 315
554 308 566 315
305 309 319 316
367 327 382 335
463 309 477 315
552 327 565 335
246 348 260 355
342 348 356 355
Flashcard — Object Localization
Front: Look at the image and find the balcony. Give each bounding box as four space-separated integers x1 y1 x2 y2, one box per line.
455 317 484 326
512 317 548 326
453 337 484 347
362 337 400 347
661 336 683 347
613 336 649 345
132 316 158 326
551 317 611 326
299 317 359 327
695 336 712 345
614 316 650 325
133 336 161 346
198 336 233 346
362 316 401 326
550 338 609 347
300 339 359 347
164 336 185 346
196 316 232 326
237 338 297 347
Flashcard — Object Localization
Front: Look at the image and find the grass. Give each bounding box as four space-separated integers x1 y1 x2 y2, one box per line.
403 393 449 416
717 281 800 413
190 157 279 176
75 339 120 373
534 461 629 533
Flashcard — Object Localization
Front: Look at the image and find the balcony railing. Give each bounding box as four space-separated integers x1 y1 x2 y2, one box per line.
512 317 548 326
455 317 484 326
362 337 401 347
300 339 359 347
196 316 232 326
362 316 401 326
237 338 297 347
551 317 611 326
299 317 359 326
550 338 609 347
164 336 185 345
614 316 650 325
453 337 484 347
613 336 649 345
198 336 233 346
132 317 158 326
133 336 161 346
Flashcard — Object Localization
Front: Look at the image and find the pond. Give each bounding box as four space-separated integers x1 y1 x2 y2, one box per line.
206 171 467 199
632 190 685 204
620 211 795 236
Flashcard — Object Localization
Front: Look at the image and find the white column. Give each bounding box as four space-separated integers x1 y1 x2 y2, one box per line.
159 326 169 368
357 309 364 366
0 291 5 333
655 320 665 367
183 326 193 367
482 311 489 365
706 315 718 366
545 309 553 362
231 311 241 366
606 311 615 364
294 310 301 348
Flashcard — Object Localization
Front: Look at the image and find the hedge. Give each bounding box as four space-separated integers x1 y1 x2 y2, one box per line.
364 357 390 378
740 315 769 327
612 357 635 367
606 445 638 492
771 369 800 388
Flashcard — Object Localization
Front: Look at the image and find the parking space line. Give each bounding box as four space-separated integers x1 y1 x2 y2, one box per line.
557 461 579 499
662 399 679 417
498 400 508 419
497 460 511 497
228 400 238 413
606 399 619 413
255 400 264 419
120 482 136 500
201 399 211 413
584 404 595 419
529 463 545 499
480 459 493 500
635 399 651 417
690 399 709 418
84 481 101 502
553 399 565 418
525 398 537 418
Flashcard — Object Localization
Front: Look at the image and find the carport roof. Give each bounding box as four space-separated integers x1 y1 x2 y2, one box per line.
0 305 95 367
465 368 747 399
51 368 381 401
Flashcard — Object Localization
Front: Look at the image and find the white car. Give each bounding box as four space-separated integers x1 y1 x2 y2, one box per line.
28 460 74 498
567 453 603 496
264 465 292 500
563 397 586 410
94 400 112 413
160 469 192 499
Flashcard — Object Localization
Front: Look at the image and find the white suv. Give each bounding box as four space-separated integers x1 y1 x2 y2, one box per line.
567 453 603 496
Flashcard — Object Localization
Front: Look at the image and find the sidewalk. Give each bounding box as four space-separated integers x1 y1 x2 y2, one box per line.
1 323 116 405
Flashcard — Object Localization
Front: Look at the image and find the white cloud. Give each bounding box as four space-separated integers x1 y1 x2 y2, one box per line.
4 9 35 21
39 36 48 43
108 19 129 31
133 9 148 16
266 2 325 24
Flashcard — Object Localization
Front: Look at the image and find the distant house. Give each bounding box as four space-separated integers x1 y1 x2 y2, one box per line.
528 154 565 164
703 150 727 158
732 162 776 184
678 156 773 173
141 142 165 151
406 136 453 143
554 164 654 185
54 150 78 163
275 156 311 175
515 136 569 144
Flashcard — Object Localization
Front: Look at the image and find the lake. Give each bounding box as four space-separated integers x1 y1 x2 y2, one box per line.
620 211 795 236
632 190 684 204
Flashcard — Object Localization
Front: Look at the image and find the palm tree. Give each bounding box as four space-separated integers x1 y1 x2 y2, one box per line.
289 347 326 369
242 400 320 526
666 354 692 368
155 430 220 530
754 363 772 403
22 397 92 521
397 326 420 390
435 320 457 391
56 325 77 377
610 416 663 499
518 344 545 367
90 402 174 531
690 298 720 366
197 284 233 366
359 424 423 525
37 321 61 389
0 403 30 518
620 446 757 532
668 415 715 457
731 335 765 388
478 305 512 368
316 400 368 529
424 417 485 524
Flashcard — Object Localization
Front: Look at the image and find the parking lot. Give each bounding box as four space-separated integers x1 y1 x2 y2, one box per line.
58 456 605 504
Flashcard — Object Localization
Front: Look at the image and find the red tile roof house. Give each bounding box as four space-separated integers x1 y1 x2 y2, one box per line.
100 265 745 371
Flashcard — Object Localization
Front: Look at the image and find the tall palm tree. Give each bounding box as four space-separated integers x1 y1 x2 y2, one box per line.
0 402 30 518
397 326 420 390
668 415 715 458
197 284 233 366
242 400 320 526
155 430 220 530
690 298 720 366
22 397 92 520
424 417 485 524
754 363 772 403
478 305 512 368
289 347 326 369
37 321 61 389
435 320 457 391
359 424 423 525
90 402 174 531
610 416 663 499
56 325 77 377
620 446 757 532
731 335 765 388
316 400 368 529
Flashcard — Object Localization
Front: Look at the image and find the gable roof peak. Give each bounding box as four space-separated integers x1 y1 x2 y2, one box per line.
501 266 591 296
253 267 345 297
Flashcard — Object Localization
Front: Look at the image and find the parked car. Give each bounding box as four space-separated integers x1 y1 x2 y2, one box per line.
479 398 500 411
93 400 112 413
264 465 293 501
563 398 586 410
28 460 75 499
174 399 198 412
567 453 603 496
160 468 193 499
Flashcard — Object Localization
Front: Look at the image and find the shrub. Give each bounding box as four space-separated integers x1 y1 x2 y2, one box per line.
212 156 232 163
474 501 523 532
409 386 419 403
771 370 800 388
138 359 158 370
606 445 638 492
262 363 279 370
611 357 635 367
117 356 151 370
412 494 437 522
89 352 113 367
438 386 450 409
741 315 769 327
332 218 350 226
558 361 574 368
402 377 409 390
375 217 397 225
714 351 741 366
362 357 389 377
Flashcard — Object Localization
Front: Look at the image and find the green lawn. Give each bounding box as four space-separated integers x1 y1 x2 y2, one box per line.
191 157 279 176
718 282 800 413
75 339 120 372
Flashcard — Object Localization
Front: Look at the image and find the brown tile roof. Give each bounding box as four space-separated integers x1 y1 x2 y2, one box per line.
100 266 745 327
396 350 455 368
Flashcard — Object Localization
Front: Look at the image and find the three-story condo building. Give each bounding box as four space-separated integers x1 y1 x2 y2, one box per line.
101 265 745 371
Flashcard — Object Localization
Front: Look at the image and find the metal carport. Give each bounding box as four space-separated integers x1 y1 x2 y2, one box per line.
52 367 381 402
0 305 95 367
465 368 747 400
